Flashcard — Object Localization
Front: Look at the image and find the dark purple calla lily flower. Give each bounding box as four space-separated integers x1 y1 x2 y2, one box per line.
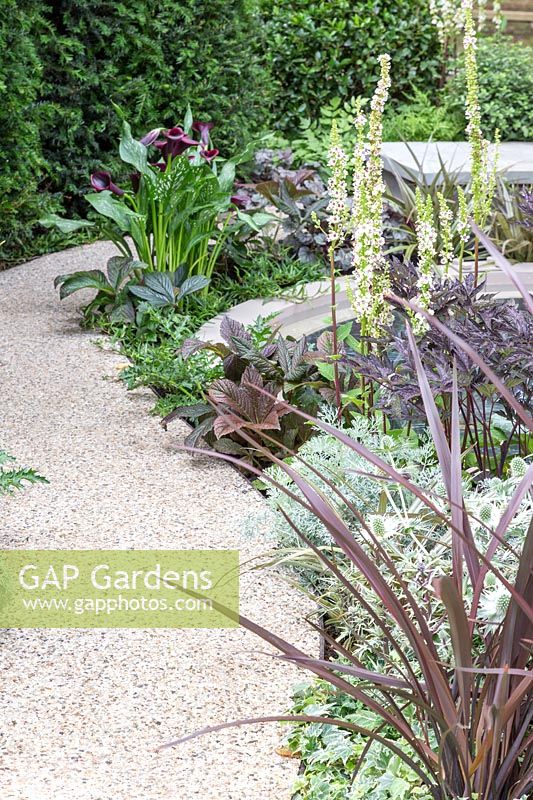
139 128 161 147
173 134 199 155
130 172 141 193
192 120 214 146
155 128 200 159
165 126 185 140
200 148 219 163
90 170 124 195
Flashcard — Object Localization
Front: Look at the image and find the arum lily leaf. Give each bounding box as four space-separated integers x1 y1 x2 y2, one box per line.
119 120 151 175
216 141 258 193
86 191 139 232
218 160 236 193
39 214 95 234
183 104 193 135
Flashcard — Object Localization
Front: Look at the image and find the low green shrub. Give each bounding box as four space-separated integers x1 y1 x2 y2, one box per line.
0 0 54 267
382 89 464 142
213 251 326 306
118 309 224 407
281 91 464 167
262 0 441 132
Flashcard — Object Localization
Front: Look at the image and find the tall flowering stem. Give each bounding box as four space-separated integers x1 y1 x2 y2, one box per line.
437 192 453 275
326 120 349 420
456 186 470 280
344 55 391 419
429 0 462 82
412 188 437 336
462 0 499 284
347 54 392 343
492 0 504 30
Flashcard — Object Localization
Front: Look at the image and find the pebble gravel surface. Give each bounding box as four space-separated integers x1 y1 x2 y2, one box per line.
0 243 315 800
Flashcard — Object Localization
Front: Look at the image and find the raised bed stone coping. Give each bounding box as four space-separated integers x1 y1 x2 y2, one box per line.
382 141 533 185
199 261 533 343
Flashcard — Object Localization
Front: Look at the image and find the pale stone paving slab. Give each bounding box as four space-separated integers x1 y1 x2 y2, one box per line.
382 141 533 184
0 242 315 800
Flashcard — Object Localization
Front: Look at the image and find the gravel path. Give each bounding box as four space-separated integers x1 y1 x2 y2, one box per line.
0 243 314 799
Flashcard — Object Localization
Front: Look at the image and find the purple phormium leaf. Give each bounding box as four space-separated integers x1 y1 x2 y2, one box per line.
433 576 472 727
450 365 465 591
276 655 412 689
90 170 124 196
406 324 452 494
471 221 533 315
158 713 436 788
